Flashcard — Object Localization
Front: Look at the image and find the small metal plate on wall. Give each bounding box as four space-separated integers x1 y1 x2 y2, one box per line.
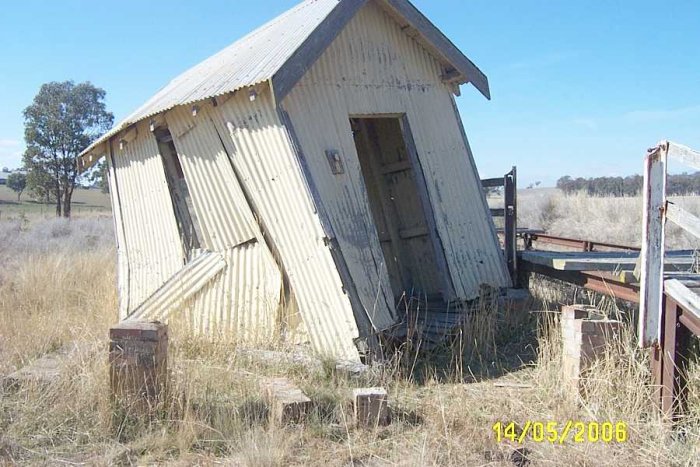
326 149 345 175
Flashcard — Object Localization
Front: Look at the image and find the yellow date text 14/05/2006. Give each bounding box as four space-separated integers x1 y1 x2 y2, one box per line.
492 421 628 444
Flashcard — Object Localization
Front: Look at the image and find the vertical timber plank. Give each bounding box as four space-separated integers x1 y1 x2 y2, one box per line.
639 145 667 347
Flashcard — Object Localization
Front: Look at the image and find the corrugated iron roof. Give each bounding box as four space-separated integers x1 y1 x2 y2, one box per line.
81 0 341 158
81 0 491 164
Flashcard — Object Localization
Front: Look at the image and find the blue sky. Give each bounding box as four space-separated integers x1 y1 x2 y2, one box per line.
0 0 698 185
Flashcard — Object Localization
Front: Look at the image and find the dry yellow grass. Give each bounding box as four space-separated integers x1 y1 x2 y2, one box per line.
517 189 700 249
0 202 699 465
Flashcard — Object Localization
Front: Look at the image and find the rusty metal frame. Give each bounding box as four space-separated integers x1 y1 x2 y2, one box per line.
653 295 693 417
522 232 640 253
482 167 517 284
483 145 700 419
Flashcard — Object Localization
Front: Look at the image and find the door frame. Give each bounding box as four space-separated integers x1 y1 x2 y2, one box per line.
350 113 457 302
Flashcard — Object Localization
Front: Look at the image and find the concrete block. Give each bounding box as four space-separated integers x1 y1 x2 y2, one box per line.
260 377 312 425
561 305 594 321
579 320 622 336
351 387 389 428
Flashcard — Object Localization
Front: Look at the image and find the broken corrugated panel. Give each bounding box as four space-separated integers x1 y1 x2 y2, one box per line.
127 250 227 322
164 102 284 344
208 89 361 361
283 1 510 302
165 105 258 251
112 121 185 310
81 0 341 158
189 242 282 343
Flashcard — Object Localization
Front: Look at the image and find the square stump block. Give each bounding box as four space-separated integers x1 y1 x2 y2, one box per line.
260 377 313 425
109 321 168 415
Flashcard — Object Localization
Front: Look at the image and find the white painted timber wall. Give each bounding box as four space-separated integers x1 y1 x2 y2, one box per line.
282 1 510 303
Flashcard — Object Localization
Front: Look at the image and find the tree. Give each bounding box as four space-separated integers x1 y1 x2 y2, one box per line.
23 81 113 217
26 163 56 203
556 176 574 193
6 172 27 202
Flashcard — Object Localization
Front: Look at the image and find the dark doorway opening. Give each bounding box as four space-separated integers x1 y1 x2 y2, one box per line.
154 128 201 259
350 116 448 302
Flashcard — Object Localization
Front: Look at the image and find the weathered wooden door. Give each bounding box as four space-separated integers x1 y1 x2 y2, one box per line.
351 116 448 301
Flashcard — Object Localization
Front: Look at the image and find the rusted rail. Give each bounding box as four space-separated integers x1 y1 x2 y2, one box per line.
520 261 641 303
515 230 643 303
522 232 640 253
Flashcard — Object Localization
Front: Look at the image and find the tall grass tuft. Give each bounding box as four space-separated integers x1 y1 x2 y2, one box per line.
517 190 700 249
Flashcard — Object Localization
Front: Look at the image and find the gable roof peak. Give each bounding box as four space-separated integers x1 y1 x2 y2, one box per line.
80 0 488 167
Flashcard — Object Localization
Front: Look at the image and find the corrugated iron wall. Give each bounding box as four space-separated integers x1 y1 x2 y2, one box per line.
207 89 363 361
188 244 281 342
282 1 510 302
108 108 283 343
127 250 227 322
106 146 131 320
111 121 186 311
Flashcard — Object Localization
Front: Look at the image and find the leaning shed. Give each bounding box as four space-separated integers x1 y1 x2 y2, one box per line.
79 0 511 361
